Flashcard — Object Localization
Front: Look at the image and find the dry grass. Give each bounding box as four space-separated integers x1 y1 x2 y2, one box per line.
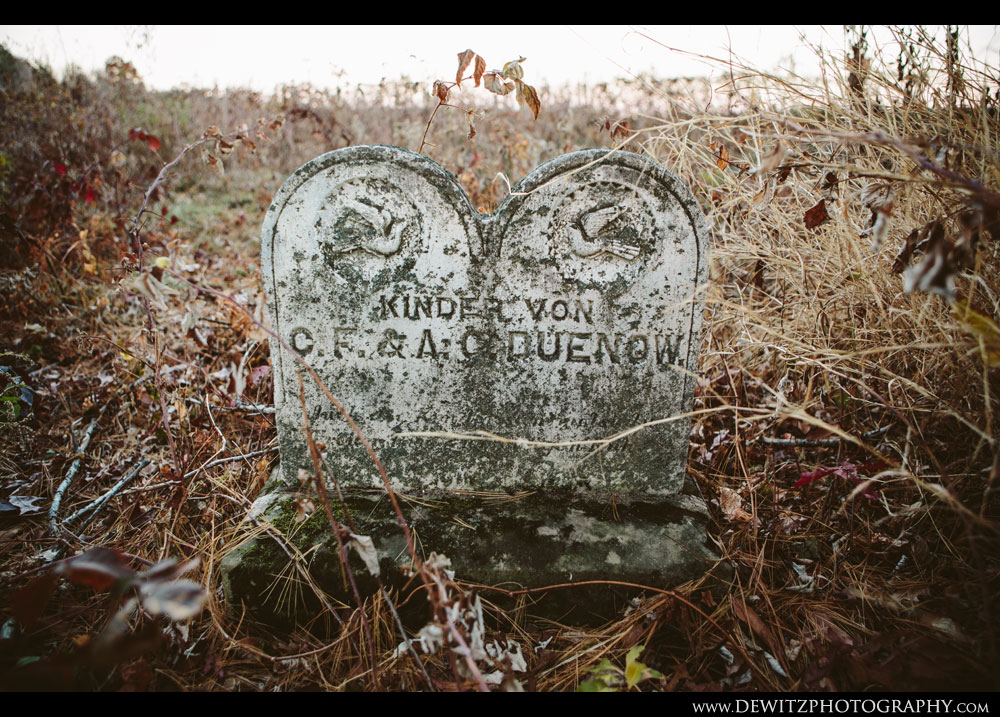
1 27 998 691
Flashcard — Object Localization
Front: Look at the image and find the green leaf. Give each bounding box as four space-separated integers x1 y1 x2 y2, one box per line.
578 679 618 692
590 658 620 677
625 646 644 688
624 645 664 690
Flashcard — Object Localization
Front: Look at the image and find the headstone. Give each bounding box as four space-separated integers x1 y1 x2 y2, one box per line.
223 146 722 624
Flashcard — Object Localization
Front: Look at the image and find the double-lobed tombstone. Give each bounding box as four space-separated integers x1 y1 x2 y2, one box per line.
222 145 720 623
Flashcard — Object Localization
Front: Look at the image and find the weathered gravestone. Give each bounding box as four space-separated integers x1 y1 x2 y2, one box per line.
222 146 721 623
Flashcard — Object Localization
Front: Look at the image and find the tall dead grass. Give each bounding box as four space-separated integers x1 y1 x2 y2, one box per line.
524 27 1000 691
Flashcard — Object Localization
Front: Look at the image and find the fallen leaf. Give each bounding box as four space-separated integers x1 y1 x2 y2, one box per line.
8 495 45 514
125 270 179 312
719 486 753 522
752 178 776 207
349 533 380 577
139 579 207 621
804 199 829 229
952 301 1000 367
732 596 781 656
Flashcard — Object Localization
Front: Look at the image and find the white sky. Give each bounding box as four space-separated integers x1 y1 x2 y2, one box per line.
2 25 997 92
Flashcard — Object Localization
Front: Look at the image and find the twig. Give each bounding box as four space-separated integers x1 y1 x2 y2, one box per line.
181 446 278 480
131 136 211 269
48 406 108 535
417 98 446 155
64 458 152 529
297 371 381 690
117 480 180 497
383 587 436 692
204 393 228 451
760 424 891 448
224 400 276 415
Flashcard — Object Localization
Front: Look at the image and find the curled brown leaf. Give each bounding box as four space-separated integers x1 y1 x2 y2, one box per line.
804 199 829 229
518 82 540 120
456 49 476 86
483 72 515 96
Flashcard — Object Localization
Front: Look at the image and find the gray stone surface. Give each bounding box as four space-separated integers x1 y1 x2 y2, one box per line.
261 145 708 496
221 478 725 626
225 146 719 625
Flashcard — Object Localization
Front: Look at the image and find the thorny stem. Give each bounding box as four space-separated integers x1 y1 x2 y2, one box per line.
418 100 445 155
297 371 381 690
131 136 210 270
148 319 183 483
382 586 436 692
129 131 252 499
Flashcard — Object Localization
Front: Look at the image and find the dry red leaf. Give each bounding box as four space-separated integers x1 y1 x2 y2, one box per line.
11 572 59 627
732 597 782 657
59 547 133 592
804 199 829 229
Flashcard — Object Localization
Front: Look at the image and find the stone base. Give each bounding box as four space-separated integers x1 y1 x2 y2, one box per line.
221 468 727 628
